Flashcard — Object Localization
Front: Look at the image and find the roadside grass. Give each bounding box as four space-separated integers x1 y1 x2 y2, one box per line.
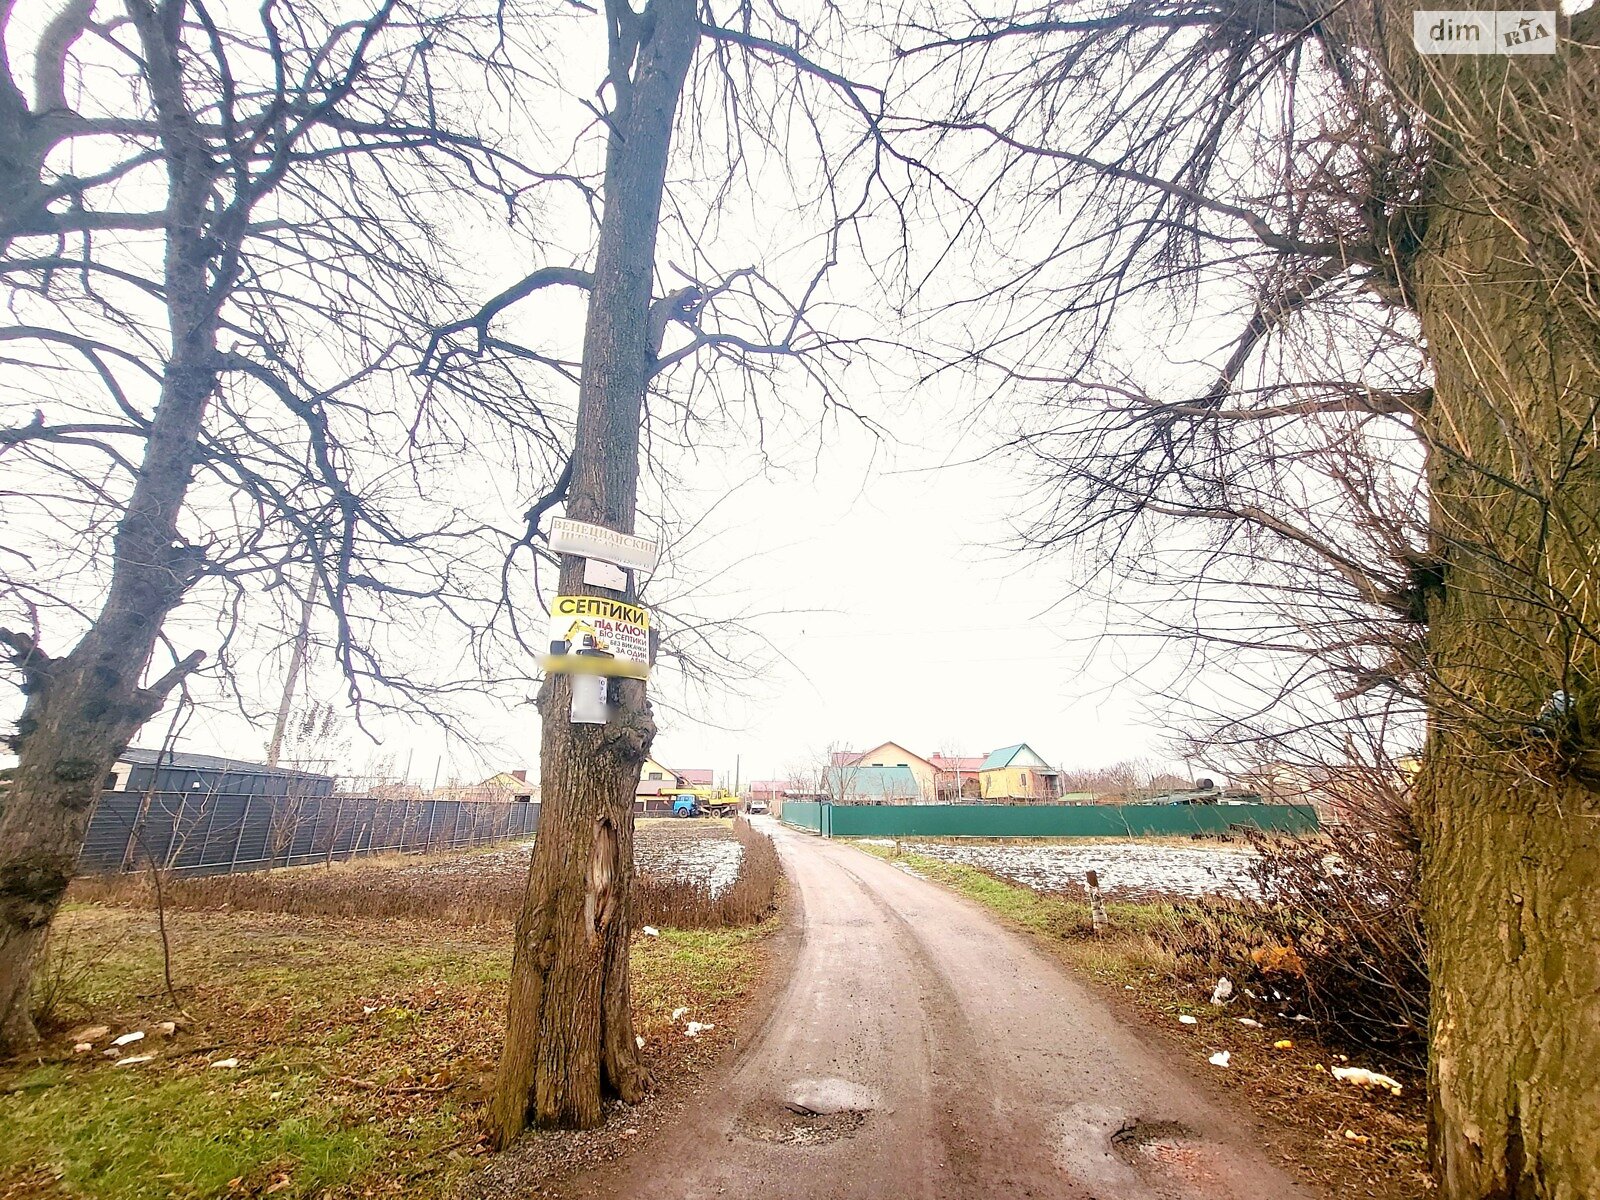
857 843 1433 1200
866 845 1194 949
6 875 777 1198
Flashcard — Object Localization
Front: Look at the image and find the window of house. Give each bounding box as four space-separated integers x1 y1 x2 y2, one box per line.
647 771 663 780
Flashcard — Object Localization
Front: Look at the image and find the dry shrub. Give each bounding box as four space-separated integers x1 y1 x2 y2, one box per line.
68 816 783 932
1242 798 1429 1070
27 923 102 1033
635 816 782 929
1134 794 1428 1070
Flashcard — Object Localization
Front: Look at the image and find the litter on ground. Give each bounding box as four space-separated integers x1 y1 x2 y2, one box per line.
1178 1014 1198 1026
1331 1066 1403 1096
1208 1051 1231 1068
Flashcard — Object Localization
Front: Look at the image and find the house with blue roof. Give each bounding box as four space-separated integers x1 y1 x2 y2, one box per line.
820 763 925 804
979 743 1063 801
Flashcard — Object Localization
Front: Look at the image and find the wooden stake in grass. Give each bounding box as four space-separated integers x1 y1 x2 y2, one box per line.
1086 870 1108 933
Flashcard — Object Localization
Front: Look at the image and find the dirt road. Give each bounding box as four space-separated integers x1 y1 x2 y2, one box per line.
577 820 1317 1199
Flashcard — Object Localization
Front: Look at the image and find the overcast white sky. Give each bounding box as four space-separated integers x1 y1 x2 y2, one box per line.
167 393 1184 788
1 1 1226 791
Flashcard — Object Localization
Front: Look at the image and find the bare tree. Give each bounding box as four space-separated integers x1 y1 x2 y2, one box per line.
0 0 564 1050
418 0 922 1140
897 2 1600 1193
817 742 864 805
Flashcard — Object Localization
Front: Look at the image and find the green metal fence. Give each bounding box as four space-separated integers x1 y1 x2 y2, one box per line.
778 801 1318 838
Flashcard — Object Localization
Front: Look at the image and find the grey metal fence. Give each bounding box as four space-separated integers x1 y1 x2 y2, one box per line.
77 790 540 878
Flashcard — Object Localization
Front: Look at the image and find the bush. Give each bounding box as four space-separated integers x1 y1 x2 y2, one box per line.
1242 803 1429 1069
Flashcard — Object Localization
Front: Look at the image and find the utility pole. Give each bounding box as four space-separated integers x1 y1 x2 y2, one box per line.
265 589 314 767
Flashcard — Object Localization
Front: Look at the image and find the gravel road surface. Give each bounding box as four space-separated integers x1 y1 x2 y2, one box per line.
569 819 1318 1199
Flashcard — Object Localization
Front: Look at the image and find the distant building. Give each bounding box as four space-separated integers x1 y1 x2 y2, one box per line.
978 744 1063 801
929 753 984 800
822 763 924 804
475 770 537 802
637 757 678 797
746 780 789 805
109 747 334 800
634 759 715 813
853 741 937 801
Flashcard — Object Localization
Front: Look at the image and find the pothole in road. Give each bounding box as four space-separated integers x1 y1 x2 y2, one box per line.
1112 1118 1224 1184
735 1078 878 1146
740 1107 867 1146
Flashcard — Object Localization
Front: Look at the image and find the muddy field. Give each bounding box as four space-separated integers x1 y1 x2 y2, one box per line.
70 817 765 930
346 817 745 896
633 819 744 894
887 840 1259 900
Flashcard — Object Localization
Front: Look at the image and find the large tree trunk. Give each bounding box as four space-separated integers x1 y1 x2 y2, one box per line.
1412 27 1600 1197
0 336 214 1048
0 14 217 1052
489 0 697 1143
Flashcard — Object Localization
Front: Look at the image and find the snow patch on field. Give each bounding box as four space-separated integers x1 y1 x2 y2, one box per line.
652 838 743 895
390 825 745 896
901 841 1258 899
634 825 744 896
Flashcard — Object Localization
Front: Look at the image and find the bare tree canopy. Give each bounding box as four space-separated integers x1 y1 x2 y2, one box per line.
0 0 569 1049
889 2 1600 1194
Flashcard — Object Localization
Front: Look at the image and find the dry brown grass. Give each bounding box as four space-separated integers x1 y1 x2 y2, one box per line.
633 816 782 929
68 816 782 932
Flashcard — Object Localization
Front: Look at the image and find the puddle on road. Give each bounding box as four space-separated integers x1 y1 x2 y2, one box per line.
784 1076 880 1115
740 1107 867 1146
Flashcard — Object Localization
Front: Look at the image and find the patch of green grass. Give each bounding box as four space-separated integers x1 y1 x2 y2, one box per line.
630 922 772 1029
2 1059 380 1199
4 905 778 1199
853 845 1199 977
857 844 1184 940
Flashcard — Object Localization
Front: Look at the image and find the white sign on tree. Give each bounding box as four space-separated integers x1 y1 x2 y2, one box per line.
549 517 659 571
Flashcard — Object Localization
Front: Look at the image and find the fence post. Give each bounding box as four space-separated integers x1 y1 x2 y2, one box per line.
1086 870 1109 933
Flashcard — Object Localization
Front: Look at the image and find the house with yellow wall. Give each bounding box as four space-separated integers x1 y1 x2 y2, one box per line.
979 744 1063 801
854 741 937 802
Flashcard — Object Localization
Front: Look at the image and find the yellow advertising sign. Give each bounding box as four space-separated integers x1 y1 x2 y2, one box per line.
543 594 651 680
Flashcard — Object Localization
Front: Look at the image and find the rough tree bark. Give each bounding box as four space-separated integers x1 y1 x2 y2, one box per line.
0 8 218 1042
1412 33 1600 1199
490 0 698 1142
